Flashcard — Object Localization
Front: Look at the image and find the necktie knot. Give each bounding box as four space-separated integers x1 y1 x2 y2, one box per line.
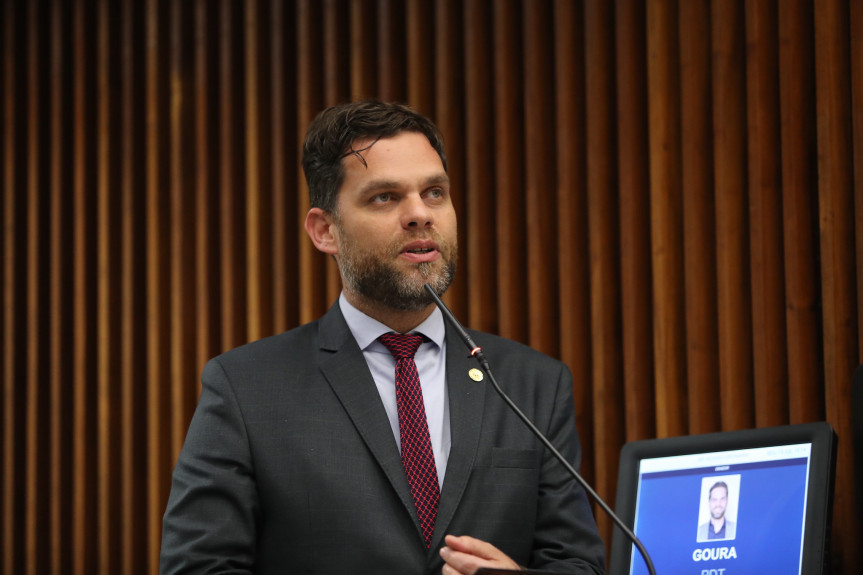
379 332 423 359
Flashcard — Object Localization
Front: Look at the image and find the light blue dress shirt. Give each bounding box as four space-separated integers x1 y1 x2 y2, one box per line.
339 293 451 488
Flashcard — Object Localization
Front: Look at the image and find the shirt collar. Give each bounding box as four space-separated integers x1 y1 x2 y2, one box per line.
339 292 446 351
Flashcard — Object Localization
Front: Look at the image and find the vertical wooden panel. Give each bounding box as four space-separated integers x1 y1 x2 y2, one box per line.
298 0 327 323
464 0 497 332
2 2 26 573
25 1 50 573
48 2 73 572
554 0 595 486
145 0 171 567
245 0 275 342
1 0 11 568
493 0 527 342
194 0 218 370
433 0 466 318
712 0 754 431
270 0 297 335
322 0 347 304
815 0 860 570
406 0 435 113
96 1 123 571
851 0 863 362
246 0 264 342
584 0 623 542
523 0 559 357
777 0 822 424
647 0 688 438
72 2 98 571
616 0 655 442
0 4 6 567
256 1 276 339
746 0 788 427
282 1 303 332
349 0 376 98
119 1 146 571
323 0 348 106
169 0 196 459
218 0 248 345
376 0 405 100
679 0 720 435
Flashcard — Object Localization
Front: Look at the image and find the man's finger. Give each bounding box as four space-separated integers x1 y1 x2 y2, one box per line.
441 534 521 574
443 534 499 559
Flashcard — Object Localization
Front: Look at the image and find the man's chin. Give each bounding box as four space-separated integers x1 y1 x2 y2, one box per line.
402 263 449 288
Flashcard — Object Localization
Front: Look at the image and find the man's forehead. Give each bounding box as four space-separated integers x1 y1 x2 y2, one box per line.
344 132 439 164
339 133 446 184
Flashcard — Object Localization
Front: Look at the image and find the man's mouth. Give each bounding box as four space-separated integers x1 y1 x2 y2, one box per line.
401 238 439 253
399 240 441 263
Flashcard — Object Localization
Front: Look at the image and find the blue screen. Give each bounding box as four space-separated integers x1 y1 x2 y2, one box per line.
629 451 810 575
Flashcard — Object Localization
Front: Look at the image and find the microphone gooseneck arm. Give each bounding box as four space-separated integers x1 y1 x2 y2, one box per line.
423 283 657 575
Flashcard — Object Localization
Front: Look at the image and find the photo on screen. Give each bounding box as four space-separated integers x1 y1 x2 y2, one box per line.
696 474 740 542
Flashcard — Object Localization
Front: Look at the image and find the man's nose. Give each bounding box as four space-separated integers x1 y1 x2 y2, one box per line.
401 194 433 228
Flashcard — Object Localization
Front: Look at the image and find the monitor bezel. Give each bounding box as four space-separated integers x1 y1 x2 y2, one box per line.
608 421 837 575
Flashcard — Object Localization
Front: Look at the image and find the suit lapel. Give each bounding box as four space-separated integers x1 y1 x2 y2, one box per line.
316 304 419 530
430 324 487 550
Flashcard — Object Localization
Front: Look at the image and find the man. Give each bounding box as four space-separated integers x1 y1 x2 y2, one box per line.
697 481 737 542
160 100 606 574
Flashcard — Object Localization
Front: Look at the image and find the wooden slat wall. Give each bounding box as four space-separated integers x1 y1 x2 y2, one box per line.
1 1 860 573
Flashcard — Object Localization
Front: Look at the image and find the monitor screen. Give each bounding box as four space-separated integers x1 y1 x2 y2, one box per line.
609 422 836 575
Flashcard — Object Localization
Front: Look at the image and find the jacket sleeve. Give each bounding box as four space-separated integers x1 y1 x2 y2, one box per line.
529 362 607 574
160 358 260 574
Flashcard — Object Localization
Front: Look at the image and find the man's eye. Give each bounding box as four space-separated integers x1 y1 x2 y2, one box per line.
427 188 444 198
373 193 392 203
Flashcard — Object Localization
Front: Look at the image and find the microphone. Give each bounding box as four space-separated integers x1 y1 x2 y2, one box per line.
424 284 656 575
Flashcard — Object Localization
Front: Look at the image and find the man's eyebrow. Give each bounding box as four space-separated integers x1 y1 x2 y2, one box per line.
357 173 450 195
423 174 451 187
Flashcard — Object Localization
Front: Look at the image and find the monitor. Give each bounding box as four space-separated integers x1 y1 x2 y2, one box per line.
609 422 836 575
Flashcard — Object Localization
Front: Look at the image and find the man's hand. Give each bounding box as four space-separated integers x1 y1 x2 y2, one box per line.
440 534 522 575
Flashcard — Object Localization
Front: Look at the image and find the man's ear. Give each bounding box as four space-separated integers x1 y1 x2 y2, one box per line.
304 207 339 255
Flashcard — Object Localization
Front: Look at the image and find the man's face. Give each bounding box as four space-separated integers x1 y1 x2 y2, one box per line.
330 132 457 311
709 486 728 520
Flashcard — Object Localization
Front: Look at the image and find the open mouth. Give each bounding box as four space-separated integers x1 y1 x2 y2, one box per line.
400 241 440 263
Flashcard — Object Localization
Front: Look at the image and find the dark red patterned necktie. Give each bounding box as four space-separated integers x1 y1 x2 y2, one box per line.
378 332 440 548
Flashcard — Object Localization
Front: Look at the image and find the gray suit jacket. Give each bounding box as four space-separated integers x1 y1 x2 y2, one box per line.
697 518 737 542
160 303 606 574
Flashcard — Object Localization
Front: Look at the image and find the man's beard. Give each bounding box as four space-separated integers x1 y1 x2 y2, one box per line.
336 229 457 311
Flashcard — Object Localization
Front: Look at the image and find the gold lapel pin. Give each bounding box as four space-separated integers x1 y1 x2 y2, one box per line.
468 368 484 382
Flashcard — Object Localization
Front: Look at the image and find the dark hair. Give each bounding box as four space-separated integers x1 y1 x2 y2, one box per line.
708 481 729 498
301 100 447 214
